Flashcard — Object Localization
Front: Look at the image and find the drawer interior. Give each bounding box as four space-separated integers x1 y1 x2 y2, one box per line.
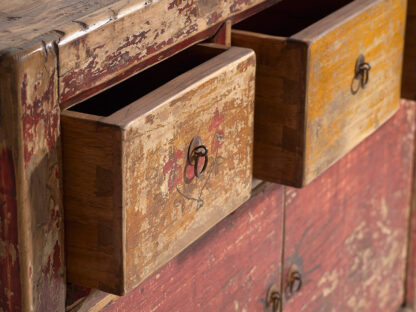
69 45 226 117
234 0 353 37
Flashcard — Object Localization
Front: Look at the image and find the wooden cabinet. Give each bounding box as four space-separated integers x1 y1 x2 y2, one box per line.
0 0 414 310
232 0 405 187
62 45 255 294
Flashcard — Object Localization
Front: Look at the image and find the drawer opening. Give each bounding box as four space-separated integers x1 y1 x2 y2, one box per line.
69 45 226 117
234 0 352 37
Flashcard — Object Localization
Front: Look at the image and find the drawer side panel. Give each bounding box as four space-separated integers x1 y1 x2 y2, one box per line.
62 114 124 293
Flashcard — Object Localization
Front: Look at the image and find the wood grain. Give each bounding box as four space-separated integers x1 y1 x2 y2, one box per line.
402 0 416 100
0 36 66 311
62 46 255 294
232 0 405 187
282 100 415 311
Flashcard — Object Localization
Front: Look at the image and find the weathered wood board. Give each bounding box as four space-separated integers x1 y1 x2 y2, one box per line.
62 46 255 294
282 100 415 311
232 0 405 187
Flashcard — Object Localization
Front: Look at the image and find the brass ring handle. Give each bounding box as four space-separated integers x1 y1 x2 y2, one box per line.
270 291 281 312
351 54 371 94
359 62 371 88
266 284 281 312
192 145 208 177
288 271 302 295
187 136 209 178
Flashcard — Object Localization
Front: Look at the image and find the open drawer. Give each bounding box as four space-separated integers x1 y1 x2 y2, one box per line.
61 45 255 294
232 0 406 187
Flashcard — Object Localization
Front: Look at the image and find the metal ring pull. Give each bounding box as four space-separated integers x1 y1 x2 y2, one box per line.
288 271 302 295
187 136 209 178
359 62 371 88
351 54 371 94
266 285 281 312
192 145 208 177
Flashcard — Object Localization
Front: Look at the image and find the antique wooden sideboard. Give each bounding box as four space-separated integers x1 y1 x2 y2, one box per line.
1 0 416 311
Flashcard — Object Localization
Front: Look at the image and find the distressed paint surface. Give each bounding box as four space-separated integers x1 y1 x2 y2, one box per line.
17 42 66 312
0 149 21 312
62 47 255 294
0 38 66 311
303 0 406 185
283 101 415 311
99 183 284 312
57 0 274 104
232 0 405 187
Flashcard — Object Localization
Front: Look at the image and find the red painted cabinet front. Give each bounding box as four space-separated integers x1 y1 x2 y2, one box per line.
282 101 415 311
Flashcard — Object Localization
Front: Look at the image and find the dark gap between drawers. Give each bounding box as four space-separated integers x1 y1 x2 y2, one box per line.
69 45 225 116
233 0 353 37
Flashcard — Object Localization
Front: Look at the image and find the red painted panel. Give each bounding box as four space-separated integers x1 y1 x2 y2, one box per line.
102 184 284 312
0 149 21 312
283 102 415 311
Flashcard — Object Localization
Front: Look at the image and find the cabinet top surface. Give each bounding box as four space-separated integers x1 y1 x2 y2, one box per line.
0 0 127 52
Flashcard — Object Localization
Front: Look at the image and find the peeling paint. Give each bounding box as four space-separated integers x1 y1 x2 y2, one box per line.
0 149 21 312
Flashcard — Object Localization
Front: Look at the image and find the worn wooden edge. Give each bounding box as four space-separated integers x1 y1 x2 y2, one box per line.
0 33 65 311
66 289 118 312
0 48 24 312
231 28 289 41
404 99 416 310
295 39 309 188
210 20 232 46
402 0 416 100
292 0 382 43
102 46 255 128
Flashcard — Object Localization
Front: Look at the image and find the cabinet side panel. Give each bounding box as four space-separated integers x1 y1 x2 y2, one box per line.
0 37 66 312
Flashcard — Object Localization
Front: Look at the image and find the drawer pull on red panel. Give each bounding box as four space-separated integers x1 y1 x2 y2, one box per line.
288 271 302 296
267 284 281 312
